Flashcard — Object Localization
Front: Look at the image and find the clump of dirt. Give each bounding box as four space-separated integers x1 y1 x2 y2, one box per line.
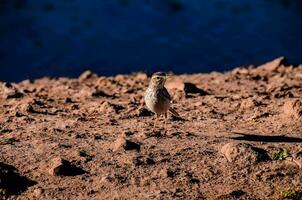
0 57 301 199
221 142 270 167
112 137 141 152
283 99 302 119
46 157 86 176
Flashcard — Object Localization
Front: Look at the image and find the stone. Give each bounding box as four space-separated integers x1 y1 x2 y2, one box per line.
292 151 302 169
113 137 140 152
79 70 97 82
1 82 24 99
47 157 86 176
283 99 302 119
256 56 287 72
221 142 270 166
33 188 43 197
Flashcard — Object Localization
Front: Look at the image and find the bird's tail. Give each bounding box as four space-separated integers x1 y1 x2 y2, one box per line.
169 107 181 118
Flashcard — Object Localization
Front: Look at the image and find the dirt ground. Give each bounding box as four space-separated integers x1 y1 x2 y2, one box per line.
0 57 302 200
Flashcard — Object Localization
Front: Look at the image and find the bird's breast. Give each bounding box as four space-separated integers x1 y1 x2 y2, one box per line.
144 87 170 114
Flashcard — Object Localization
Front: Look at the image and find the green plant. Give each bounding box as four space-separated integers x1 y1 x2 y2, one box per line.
280 189 302 200
273 149 289 160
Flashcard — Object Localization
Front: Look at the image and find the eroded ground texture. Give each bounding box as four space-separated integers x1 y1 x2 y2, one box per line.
0 57 302 200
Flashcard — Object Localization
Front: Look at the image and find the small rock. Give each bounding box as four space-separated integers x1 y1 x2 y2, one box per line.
47 157 86 176
221 142 270 166
113 137 140 151
292 151 302 169
296 151 302 159
2 83 24 99
256 56 287 72
283 99 302 119
33 188 43 197
79 70 97 82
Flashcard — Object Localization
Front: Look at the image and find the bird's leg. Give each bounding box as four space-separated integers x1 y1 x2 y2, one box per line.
164 112 167 133
152 114 159 132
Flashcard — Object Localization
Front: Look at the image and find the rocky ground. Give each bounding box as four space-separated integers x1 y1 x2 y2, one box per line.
0 57 302 200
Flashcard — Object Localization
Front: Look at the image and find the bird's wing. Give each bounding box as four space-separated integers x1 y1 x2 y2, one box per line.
163 87 182 118
162 87 171 101
169 107 181 118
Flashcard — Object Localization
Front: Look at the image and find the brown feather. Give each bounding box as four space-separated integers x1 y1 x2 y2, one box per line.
169 107 180 118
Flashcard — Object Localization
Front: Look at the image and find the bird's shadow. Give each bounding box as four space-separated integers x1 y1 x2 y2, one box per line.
230 132 302 143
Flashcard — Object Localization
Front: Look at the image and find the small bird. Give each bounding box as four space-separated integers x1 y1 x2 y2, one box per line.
144 72 180 132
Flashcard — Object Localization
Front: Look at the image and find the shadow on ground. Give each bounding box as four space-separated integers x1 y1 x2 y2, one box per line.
0 162 37 197
230 133 302 143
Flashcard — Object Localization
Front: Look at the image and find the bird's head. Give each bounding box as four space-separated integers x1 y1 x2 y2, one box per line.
150 72 167 88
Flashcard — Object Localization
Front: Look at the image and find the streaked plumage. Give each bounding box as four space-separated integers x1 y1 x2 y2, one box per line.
144 72 180 132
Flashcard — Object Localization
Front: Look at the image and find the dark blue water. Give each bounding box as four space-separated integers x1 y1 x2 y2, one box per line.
0 0 302 82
